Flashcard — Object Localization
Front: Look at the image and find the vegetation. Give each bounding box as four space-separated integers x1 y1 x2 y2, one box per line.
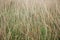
0 0 60 40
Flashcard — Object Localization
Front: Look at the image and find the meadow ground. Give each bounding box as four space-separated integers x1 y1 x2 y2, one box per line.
0 0 60 40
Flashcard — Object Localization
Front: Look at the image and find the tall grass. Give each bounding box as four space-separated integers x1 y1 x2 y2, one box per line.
0 0 60 40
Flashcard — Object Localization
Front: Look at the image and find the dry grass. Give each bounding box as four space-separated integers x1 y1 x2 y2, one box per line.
0 0 60 40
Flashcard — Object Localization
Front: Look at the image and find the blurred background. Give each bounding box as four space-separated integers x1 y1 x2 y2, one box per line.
0 0 60 40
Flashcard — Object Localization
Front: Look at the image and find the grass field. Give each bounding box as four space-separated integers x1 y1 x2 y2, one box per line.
0 0 60 40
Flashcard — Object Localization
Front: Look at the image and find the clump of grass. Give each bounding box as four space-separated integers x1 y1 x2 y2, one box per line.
0 0 60 40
